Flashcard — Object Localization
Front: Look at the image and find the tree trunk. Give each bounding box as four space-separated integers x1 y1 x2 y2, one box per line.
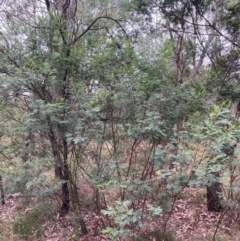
206 172 223 212
60 174 70 216
206 143 236 212
60 136 70 216
46 115 70 216
0 175 5 205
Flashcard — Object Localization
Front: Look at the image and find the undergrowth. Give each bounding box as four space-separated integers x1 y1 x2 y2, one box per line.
137 230 182 241
12 203 58 239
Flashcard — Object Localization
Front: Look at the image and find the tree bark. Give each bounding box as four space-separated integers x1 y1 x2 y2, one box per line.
0 175 5 205
206 143 236 212
46 114 70 216
206 172 223 212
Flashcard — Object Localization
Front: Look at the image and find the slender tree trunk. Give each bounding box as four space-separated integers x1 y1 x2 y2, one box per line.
59 0 71 215
0 175 5 205
206 144 236 212
60 173 70 216
68 174 88 234
46 115 70 216
43 0 88 233
60 134 70 216
22 130 33 163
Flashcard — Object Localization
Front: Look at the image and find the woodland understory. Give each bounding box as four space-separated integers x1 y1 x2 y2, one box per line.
1 0 240 241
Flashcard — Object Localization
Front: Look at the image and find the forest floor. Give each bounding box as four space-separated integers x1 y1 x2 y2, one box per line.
1 187 240 241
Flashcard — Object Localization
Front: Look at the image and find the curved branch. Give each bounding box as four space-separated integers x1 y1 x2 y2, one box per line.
165 6 240 49
198 12 240 49
73 16 128 44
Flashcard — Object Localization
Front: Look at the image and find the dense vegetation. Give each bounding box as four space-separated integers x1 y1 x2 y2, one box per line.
0 0 240 240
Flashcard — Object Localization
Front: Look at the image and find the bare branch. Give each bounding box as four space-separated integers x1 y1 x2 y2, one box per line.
73 16 128 44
